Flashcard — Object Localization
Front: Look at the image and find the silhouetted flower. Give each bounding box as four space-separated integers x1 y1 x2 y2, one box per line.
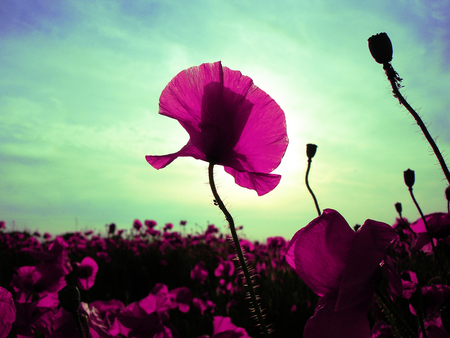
368 32 393 64
133 219 143 231
285 209 397 338
146 61 288 196
76 257 98 291
191 261 209 284
410 212 450 251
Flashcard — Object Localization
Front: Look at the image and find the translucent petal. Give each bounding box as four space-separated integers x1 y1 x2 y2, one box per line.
224 167 281 196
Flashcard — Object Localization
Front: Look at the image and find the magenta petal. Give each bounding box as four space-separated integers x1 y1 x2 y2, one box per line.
77 257 98 291
0 287 16 338
224 167 281 196
285 209 355 297
303 297 371 338
146 144 206 169
410 212 450 238
336 219 397 310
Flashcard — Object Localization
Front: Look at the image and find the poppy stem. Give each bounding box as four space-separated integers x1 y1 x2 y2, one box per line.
408 187 447 281
72 312 85 338
208 162 271 337
305 159 321 217
384 62 450 185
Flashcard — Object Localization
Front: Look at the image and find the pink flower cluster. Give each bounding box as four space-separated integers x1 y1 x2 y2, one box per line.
0 220 299 337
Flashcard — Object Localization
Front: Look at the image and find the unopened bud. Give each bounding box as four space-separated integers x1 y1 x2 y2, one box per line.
108 223 116 235
306 144 318 159
58 285 80 313
368 32 393 64
395 202 402 214
403 169 415 188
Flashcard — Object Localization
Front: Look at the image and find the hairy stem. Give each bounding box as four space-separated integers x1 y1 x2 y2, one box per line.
73 312 85 338
208 163 270 337
384 62 450 185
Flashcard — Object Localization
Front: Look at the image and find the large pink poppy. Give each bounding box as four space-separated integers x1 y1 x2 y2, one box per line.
146 61 288 196
285 209 397 338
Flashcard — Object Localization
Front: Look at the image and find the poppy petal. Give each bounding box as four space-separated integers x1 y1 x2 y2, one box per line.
285 209 355 297
146 143 206 169
336 219 397 310
224 167 281 196
303 297 371 338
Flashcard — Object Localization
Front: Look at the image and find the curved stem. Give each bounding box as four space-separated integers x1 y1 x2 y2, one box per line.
384 63 450 185
305 159 321 216
208 163 270 337
409 187 447 282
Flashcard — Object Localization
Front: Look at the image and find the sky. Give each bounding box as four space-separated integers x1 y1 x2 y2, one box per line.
1 0 449 242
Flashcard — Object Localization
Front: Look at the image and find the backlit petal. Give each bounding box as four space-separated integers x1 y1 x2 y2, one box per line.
285 209 355 297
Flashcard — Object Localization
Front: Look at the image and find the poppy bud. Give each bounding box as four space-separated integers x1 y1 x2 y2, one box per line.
58 285 81 313
368 32 393 64
395 202 402 214
108 223 116 235
306 144 318 159
403 169 415 188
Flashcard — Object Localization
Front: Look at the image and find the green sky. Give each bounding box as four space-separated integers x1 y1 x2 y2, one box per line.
1 0 449 242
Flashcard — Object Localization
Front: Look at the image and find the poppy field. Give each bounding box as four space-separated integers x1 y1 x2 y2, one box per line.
2 210 450 338
0 220 317 337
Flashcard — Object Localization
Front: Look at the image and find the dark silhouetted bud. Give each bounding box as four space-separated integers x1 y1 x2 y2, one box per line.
404 169 415 188
306 144 317 159
368 32 393 64
395 202 402 214
445 185 450 202
58 285 80 313
108 223 116 235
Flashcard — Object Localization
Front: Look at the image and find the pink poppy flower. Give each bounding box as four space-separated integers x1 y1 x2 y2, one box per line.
214 261 235 277
112 291 172 338
0 287 16 338
212 316 251 338
51 302 109 338
285 209 397 338
77 256 99 291
169 287 192 313
191 261 209 284
192 293 216 315
133 219 143 231
410 212 450 251
146 61 288 196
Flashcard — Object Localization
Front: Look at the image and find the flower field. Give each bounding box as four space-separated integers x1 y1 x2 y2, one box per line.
2 211 450 338
0 220 317 337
